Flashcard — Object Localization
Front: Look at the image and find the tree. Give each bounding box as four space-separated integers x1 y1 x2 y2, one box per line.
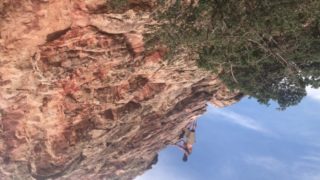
151 0 320 109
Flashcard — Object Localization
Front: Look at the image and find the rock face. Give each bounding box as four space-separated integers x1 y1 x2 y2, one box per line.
0 1 242 179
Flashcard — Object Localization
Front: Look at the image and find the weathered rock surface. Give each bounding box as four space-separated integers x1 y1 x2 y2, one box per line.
0 1 241 179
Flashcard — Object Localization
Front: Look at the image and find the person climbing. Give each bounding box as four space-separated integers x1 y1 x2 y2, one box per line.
175 120 197 162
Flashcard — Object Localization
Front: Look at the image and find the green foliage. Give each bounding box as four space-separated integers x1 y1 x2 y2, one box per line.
145 0 211 60
100 0 129 13
109 0 128 7
151 0 320 109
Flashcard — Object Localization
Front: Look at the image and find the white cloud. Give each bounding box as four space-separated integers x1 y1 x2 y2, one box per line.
243 152 320 180
208 106 271 134
219 163 237 179
244 156 287 172
306 86 320 101
301 152 320 162
300 173 320 180
294 152 320 180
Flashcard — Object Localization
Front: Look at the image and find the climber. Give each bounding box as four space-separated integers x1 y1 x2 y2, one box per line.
175 120 197 162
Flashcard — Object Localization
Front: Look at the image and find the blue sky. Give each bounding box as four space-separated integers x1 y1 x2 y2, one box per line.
136 87 320 180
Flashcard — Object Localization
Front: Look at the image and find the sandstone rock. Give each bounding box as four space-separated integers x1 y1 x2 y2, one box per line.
0 1 241 179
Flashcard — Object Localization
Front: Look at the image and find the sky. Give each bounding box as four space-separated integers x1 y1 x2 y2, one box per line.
136 87 320 180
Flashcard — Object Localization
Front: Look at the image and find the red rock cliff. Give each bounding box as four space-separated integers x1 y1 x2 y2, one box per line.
0 1 241 179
